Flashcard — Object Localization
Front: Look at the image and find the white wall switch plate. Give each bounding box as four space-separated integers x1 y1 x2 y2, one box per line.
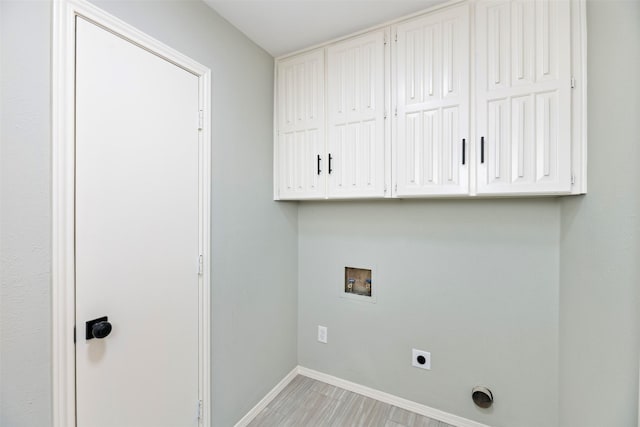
412 349 431 370
317 326 328 343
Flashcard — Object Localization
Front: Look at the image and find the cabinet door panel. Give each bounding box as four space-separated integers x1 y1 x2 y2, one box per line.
404 109 440 186
327 31 386 198
276 50 325 199
442 106 461 183
511 0 535 87
485 98 510 185
535 91 560 182
330 121 379 191
278 129 323 196
510 94 534 183
486 2 511 91
395 4 469 196
476 0 571 194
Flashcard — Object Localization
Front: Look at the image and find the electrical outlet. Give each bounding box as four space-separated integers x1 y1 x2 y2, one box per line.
317 326 328 344
412 349 431 370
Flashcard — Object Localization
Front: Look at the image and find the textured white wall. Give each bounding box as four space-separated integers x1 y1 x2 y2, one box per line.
0 1 298 426
559 1 640 426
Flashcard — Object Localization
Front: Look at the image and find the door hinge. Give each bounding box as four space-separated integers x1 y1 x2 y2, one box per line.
198 254 203 276
384 110 388 120
394 107 398 117
394 183 398 192
571 77 576 88
571 174 576 184
73 326 76 343
395 31 398 42
197 400 203 422
384 33 388 45
198 110 204 130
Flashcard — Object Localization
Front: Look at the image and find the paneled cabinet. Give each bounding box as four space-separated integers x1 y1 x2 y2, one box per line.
394 4 469 196
475 0 572 195
327 30 387 198
273 0 585 200
275 32 388 200
276 50 325 199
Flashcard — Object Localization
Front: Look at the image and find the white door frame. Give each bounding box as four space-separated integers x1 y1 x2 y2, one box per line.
51 1 212 426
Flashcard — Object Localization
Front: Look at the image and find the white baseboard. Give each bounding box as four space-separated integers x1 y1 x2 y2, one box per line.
233 366 299 427
235 365 491 427
297 366 491 427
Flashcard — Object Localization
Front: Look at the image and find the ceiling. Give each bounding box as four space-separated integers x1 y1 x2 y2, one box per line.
203 0 447 57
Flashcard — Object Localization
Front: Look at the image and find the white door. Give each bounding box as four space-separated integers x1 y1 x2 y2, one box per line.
276 50 326 200
394 4 469 197
327 30 387 198
75 17 200 427
475 0 572 195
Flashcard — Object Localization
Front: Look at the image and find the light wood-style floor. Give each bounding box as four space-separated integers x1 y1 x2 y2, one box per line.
248 375 456 427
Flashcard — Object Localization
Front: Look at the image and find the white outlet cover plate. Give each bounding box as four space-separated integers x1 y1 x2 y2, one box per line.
412 349 431 370
318 326 328 344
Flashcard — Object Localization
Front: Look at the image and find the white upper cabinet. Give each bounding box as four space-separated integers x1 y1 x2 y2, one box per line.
276 49 325 199
475 0 572 195
394 4 470 196
327 30 387 198
273 0 585 200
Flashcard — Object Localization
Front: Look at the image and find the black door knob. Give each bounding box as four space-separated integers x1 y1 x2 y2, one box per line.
86 316 112 340
92 321 112 339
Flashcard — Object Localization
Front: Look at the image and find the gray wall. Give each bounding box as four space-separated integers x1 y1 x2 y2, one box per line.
298 200 561 427
0 1 298 426
0 2 53 425
559 1 640 426
298 3 640 427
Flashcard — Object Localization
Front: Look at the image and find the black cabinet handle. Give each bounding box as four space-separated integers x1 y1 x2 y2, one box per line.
462 139 466 165
328 154 333 174
481 137 485 164
317 155 321 175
